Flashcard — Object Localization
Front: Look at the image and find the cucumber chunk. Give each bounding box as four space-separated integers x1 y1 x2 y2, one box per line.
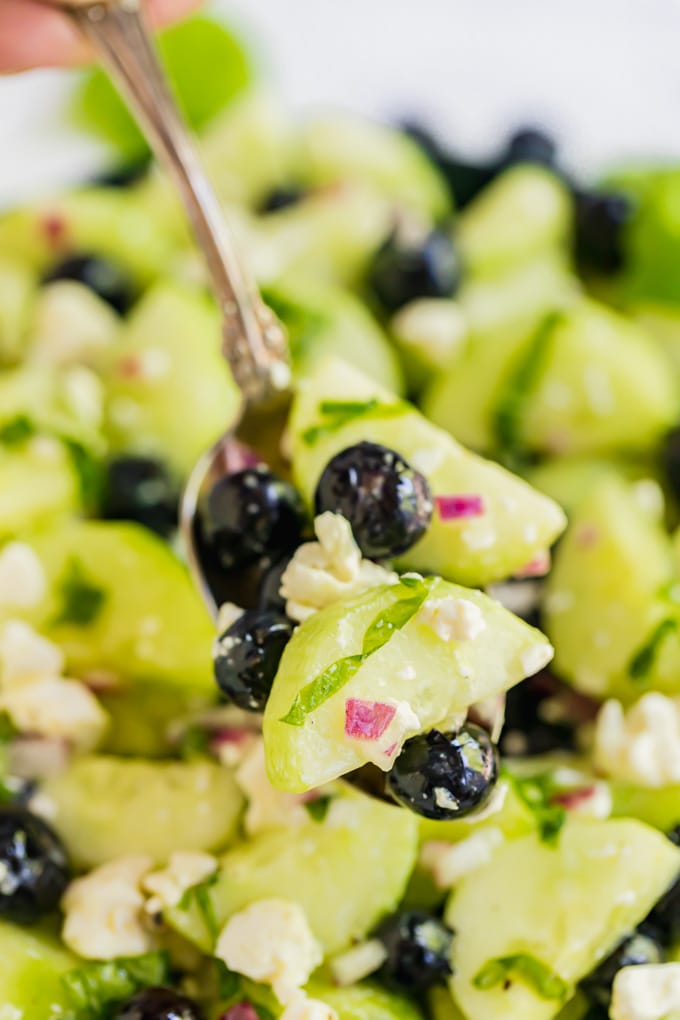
10 520 215 691
0 441 80 540
43 755 243 868
104 283 240 476
611 781 680 831
167 790 418 955
446 818 680 1020
290 357 566 586
263 578 552 792
0 257 36 365
0 920 76 1017
312 982 424 1020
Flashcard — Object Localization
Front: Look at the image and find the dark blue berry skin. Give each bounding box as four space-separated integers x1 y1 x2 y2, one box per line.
114 987 205 1020
376 910 454 993
500 672 577 758
258 554 294 614
42 253 135 315
661 428 680 503
574 189 633 276
400 120 494 210
314 441 433 560
198 467 306 573
0 807 69 924
92 160 150 189
580 932 664 1007
258 186 307 214
214 609 294 712
367 228 462 315
500 127 558 171
102 456 178 538
387 726 498 820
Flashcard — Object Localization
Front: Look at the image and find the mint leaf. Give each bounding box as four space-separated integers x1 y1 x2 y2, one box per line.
179 871 220 939
62 951 170 1017
281 654 365 726
53 559 107 627
361 579 432 656
473 953 568 999
512 774 566 846
629 617 678 681
302 398 406 445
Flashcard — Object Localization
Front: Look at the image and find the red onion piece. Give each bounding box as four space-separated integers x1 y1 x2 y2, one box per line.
220 1005 260 1020
514 550 551 578
345 699 397 740
435 494 485 521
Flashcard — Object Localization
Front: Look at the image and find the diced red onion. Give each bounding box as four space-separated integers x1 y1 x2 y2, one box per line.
41 213 67 247
220 1005 260 1020
345 699 396 741
435 494 485 521
514 551 551 578
551 785 597 809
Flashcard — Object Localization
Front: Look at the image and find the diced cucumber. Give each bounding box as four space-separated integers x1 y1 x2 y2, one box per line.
446 818 680 1020
544 476 680 701
0 363 104 449
620 170 680 305
28 280 120 369
457 166 571 277
526 457 644 519
295 114 450 220
43 755 243 868
0 920 76 1018
312 982 424 1020
0 441 80 540
633 303 680 375
389 298 467 393
103 283 240 476
611 781 680 831
99 682 212 759
290 357 566 586
166 790 418 955
0 257 36 365
10 520 216 692
263 578 551 792
418 777 536 844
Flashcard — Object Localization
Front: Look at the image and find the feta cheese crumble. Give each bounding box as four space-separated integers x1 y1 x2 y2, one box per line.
417 596 486 642
142 852 218 915
235 739 312 835
610 963 680 1020
0 543 47 610
594 693 680 787
0 620 63 684
280 513 397 622
62 856 154 960
215 898 322 1004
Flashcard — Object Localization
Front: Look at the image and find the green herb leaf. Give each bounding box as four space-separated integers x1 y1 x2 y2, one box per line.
473 953 568 999
493 311 563 466
304 795 333 823
62 439 105 510
361 580 432 656
62 951 170 1017
214 958 242 1000
302 398 406 445
178 725 211 761
513 774 566 847
281 654 365 726
0 415 36 447
213 961 278 1019
629 617 678 681
179 871 220 939
53 559 107 627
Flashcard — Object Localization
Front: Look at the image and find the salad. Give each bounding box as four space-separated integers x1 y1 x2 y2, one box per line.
0 13 680 1020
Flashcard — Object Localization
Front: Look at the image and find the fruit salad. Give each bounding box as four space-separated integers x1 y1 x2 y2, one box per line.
1 14 680 1020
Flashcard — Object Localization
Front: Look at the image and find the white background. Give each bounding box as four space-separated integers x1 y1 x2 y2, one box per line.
2 0 680 207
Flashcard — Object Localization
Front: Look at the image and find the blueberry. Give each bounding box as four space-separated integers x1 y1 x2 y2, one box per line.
574 189 633 276
92 159 150 189
499 126 558 170
214 609 294 712
197 467 306 572
258 186 307 214
500 673 577 758
387 725 499 820
114 987 205 1020
661 427 680 502
42 253 135 315
376 910 454 993
642 874 680 947
0 807 70 924
400 120 494 209
102 456 178 538
580 932 664 1007
367 228 462 315
258 554 294 614
314 441 433 559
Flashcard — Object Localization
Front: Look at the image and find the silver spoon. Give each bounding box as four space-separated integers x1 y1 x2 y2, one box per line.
46 0 292 617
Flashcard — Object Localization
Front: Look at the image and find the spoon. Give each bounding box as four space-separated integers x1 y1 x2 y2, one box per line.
47 0 292 616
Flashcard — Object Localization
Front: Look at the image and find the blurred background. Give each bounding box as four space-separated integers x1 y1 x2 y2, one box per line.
3 0 680 206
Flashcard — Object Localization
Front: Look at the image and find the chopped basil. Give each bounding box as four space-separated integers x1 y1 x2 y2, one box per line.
493 311 563 466
304 795 333 822
512 774 566 846
302 398 405 445
62 950 170 1018
281 579 431 726
214 959 242 999
473 953 568 999
0 415 36 446
178 724 211 761
213 960 277 1019
629 617 678 681
63 438 105 509
179 871 220 939
53 559 107 627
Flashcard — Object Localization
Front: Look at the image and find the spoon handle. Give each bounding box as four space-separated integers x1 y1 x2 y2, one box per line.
65 0 287 399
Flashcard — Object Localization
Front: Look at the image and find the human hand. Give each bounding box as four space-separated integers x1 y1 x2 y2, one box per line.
0 0 201 73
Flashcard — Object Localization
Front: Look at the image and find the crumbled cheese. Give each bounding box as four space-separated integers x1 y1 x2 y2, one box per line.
330 939 387 986
235 739 311 835
417 597 486 643
611 963 680 1020
434 787 460 811
280 513 397 622
0 544 47 610
142 852 217 915
0 620 63 685
595 693 680 787
216 601 244 634
420 827 505 888
519 642 554 677
279 994 338 1020
215 898 322 1004
62 856 154 960
348 698 421 771
29 280 119 367
0 675 109 750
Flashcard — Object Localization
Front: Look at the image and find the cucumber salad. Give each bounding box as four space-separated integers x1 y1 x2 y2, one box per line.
2 14 680 1020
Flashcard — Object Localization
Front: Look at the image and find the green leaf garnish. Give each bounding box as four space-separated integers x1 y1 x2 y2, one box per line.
53 559 107 627
629 617 678 681
473 953 568 999
0 415 36 447
281 579 431 726
493 311 563 466
62 439 105 510
304 795 333 823
62 950 170 1017
302 398 406 445
179 871 220 939
213 960 277 1019
512 774 566 846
